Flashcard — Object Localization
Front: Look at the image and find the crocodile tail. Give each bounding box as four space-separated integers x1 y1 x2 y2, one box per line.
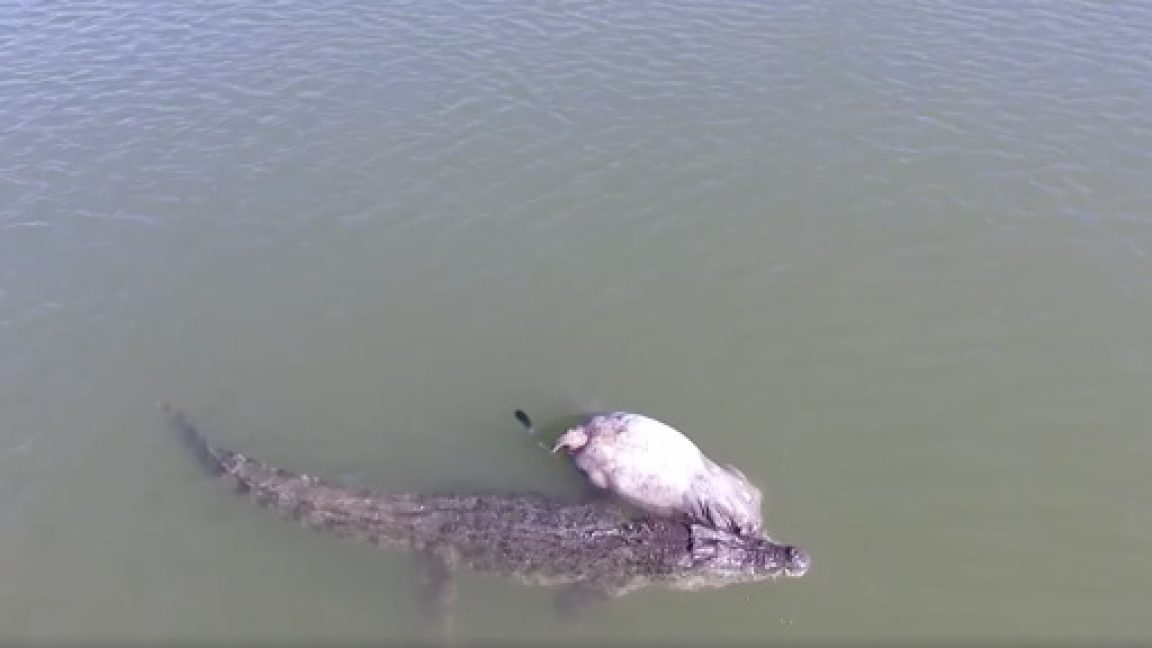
163 402 235 476
163 405 415 547
162 403 295 501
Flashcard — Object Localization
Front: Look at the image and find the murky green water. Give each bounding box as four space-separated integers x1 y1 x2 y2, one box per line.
2 0 1151 643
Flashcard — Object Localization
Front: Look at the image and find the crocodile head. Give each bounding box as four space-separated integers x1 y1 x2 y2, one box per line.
682 524 810 585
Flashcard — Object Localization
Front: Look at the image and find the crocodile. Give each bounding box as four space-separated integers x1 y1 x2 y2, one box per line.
515 409 765 537
165 406 808 631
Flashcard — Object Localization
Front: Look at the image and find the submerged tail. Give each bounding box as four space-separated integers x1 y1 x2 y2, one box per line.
162 404 417 547
162 402 233 476
162 403 336 496
162 403 301 498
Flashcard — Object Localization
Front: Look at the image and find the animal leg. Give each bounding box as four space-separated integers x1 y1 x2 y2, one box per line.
552 580 618 621
513 409 550 450
415 545 458 642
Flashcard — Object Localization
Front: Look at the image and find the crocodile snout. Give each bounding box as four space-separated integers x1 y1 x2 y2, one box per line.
783 545 811 577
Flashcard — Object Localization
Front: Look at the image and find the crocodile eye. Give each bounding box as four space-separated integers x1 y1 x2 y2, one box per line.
691 541 717 561
688 531 719 560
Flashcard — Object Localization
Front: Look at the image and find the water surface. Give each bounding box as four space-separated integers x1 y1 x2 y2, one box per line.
2 0 1151 643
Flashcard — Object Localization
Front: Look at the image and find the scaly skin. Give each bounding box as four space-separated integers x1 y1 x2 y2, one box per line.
166 407 809 609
